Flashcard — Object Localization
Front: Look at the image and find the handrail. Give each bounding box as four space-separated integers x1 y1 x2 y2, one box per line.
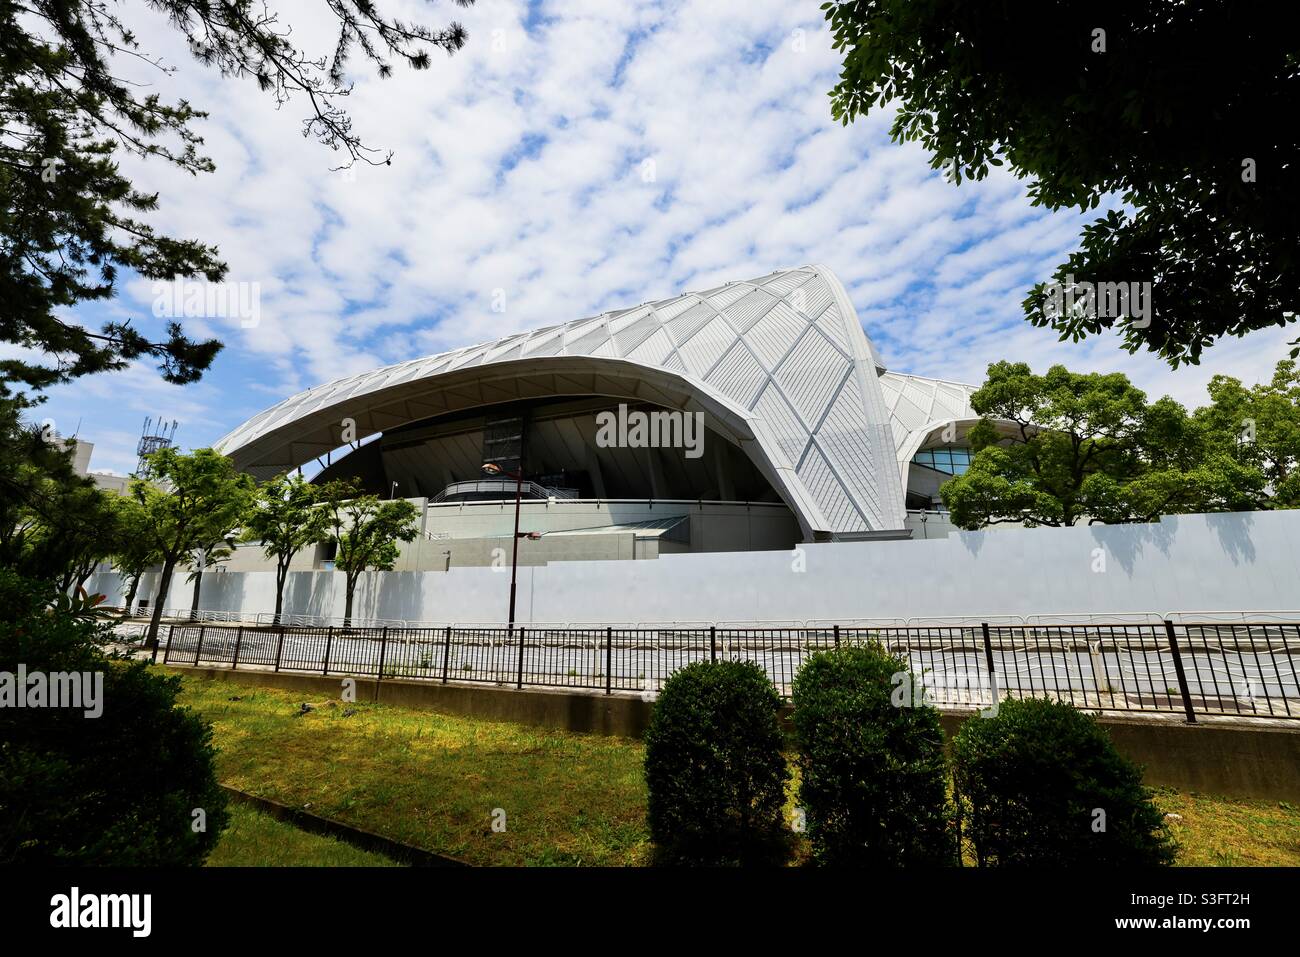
117 607 1300 632
429 479 578 503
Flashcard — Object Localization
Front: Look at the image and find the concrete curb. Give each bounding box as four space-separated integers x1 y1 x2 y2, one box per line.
220 785 468 867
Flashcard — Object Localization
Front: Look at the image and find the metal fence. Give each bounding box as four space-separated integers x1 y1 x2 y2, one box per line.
138 619 1300 722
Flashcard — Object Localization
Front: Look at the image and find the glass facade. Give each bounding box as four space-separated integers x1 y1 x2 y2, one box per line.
911 446 973 475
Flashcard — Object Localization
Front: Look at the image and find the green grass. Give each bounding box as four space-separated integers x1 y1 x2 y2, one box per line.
207 803 401 867
1153 788 1300 866
178 674 1299 867
178 675 650 866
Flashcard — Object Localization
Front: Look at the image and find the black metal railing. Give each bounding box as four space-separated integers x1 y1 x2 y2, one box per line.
143 619 1300 722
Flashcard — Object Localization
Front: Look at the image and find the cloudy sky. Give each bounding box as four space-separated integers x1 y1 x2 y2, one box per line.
34 0 1294 475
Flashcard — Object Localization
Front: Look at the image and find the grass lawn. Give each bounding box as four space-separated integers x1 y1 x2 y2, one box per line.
177 674 1300 867
1152 788 1300 866
178 676 650 866
208 803 401 867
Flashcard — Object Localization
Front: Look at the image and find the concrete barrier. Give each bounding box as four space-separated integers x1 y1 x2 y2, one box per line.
175 665 654 738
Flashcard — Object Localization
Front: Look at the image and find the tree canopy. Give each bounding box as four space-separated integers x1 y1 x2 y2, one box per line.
1195 360 1300 508
823 1 1300 365
316 478 417 625
242 471 329 620
939 361 1283 529
1 0 474 391
131 446 253 643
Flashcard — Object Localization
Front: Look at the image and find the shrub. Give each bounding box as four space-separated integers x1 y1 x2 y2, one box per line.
643 660 790 865
0 570 228 865
951 696 1176 866
791 643 955 865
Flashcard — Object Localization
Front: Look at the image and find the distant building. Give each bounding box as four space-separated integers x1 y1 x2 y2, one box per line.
64 438 131 495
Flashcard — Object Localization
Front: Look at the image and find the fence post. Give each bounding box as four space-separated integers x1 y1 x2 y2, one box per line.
323 625 334 675
833 624 840 649
1164 620 1197 724
377 626 388 681
604 626 613 696
274 626 285 673
981 622 998 711
231 626 244 670
163 624 175 664
441 626 452 683
516 627 526 690
710 625 717 663
193 625 206 666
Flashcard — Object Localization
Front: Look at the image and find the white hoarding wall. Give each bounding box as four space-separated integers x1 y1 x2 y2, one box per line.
89 511 1300 625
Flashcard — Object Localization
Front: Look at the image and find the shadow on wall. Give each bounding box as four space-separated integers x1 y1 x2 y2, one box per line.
1203 511 1258 565
353 571 440 624
281 572 340 621
1089 515 1178 577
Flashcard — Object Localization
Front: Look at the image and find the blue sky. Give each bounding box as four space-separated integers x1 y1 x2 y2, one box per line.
24 0 1294 474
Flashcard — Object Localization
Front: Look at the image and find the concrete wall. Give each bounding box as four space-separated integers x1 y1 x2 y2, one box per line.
177 667 654 738
218 498 797 574
92 510 1300 623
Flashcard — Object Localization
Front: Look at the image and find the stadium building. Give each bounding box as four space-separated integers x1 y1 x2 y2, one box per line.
214 266 992 571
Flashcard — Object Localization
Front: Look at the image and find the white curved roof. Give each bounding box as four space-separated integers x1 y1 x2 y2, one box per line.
216 265 973 539
879 371 981 490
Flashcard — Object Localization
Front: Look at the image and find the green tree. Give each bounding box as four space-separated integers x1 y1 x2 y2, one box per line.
823 1 1300 365
132 447 253 647
0 395 129 590
1196 360 1300 507
242 472 328 623
35 478 126 594
1 0 474 391
316 479 417 627
940 362 1265 529
0 391 86 569
111 495 162 614
1 569 228 865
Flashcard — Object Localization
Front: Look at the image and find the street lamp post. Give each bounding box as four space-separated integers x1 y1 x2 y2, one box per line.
482 461 526 632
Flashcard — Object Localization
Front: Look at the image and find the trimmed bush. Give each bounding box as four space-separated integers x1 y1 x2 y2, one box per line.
643 660 790 865
0 570 228 865
791 643 955 865
952 696 1176 866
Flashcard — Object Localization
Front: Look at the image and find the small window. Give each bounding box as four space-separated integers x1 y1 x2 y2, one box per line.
912 445 972 476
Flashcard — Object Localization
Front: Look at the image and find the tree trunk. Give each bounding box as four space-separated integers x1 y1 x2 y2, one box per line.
274 561 288 623
344 576 355 629
189 566 203 621
146 555 177 650
123 573 140 616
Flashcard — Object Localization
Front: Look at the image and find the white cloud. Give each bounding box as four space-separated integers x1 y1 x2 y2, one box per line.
38 0 1293 468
